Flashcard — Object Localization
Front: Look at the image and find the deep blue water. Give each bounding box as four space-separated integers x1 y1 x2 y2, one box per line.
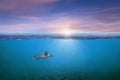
0 39 120 80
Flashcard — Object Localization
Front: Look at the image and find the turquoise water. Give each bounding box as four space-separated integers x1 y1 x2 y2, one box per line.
0 39 120 80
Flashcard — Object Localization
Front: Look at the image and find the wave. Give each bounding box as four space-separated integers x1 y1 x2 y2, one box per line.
0 32 120 40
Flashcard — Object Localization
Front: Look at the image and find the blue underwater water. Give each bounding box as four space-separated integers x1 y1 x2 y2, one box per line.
0 39 120 80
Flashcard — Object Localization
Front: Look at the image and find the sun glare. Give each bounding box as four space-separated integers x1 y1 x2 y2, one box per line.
63 29 72 36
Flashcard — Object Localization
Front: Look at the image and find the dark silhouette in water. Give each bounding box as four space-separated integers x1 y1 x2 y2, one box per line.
33 51 53 60
44 51 49 56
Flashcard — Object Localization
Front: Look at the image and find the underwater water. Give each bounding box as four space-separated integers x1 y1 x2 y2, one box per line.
0 39 120 80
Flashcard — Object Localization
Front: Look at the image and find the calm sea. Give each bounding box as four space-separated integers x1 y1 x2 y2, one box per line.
0 39 120 80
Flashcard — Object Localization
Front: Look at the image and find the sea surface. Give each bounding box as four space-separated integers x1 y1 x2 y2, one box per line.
0 39 120 80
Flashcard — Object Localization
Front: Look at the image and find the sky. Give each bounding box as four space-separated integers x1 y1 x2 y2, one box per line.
0 0 120 34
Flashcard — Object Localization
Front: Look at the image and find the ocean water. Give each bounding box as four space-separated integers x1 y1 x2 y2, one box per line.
0 39 120 80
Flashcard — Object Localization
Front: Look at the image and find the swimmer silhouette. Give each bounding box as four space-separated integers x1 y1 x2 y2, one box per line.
33 51 53 60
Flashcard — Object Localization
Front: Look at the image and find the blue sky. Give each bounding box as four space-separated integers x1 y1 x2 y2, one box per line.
0 0 120 34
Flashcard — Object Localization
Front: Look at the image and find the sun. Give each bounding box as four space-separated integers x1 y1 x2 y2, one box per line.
62 29 73 36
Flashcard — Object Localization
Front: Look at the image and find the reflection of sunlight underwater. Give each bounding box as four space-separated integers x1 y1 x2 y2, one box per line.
33 39 81 60
0 39 120 80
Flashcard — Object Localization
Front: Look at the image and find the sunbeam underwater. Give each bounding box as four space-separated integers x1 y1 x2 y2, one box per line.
0 38 120 80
